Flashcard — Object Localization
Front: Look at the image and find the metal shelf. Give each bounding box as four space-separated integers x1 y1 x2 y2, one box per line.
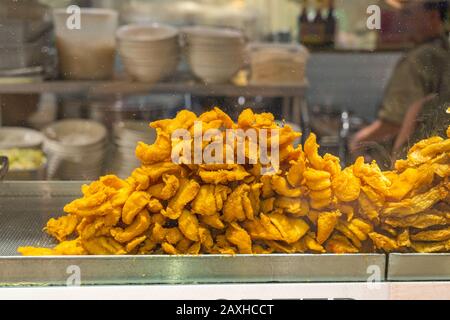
0 80 307 98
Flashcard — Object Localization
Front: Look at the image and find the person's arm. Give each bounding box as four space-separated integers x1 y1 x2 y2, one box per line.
349 119 401 153
350 55 426 154
392 94 437 155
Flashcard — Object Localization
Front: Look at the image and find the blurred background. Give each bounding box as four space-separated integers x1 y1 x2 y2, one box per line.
0 0 448 180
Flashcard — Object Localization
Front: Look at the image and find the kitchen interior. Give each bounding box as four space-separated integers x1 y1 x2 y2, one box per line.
0 0 448 180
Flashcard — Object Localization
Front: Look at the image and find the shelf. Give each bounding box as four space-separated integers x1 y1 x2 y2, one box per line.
0 80 307 98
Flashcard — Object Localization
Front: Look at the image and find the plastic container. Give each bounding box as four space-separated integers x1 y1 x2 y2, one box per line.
53 8 118 80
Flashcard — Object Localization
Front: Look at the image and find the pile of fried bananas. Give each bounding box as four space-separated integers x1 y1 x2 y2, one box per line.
18 108 450 255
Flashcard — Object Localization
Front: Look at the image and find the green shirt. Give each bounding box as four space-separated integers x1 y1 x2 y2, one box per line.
379 35 450 132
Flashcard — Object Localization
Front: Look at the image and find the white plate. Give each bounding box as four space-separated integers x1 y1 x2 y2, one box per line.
0 127 43 149
43 120 107 147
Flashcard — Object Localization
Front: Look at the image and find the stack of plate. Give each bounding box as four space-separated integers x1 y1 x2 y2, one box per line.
117 23 180 83
42 120 108 180
183 26 246 84
109 121 156 178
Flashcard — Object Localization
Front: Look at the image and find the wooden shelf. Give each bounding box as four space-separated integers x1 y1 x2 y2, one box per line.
0 80 307 98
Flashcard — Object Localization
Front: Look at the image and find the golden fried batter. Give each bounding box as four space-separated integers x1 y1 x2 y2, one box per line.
17 110 450 255
162 179 200 219
317 211 341 244
332 167 361 202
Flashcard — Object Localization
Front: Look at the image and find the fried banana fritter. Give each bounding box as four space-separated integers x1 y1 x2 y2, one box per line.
18 108 450 255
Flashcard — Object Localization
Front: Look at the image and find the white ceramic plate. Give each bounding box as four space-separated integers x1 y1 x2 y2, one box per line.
0 127 43 149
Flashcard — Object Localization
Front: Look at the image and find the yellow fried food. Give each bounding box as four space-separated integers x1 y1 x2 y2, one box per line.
271 175 302 197
82 237 126 255
199 214 225 229
287 155 306 187
383 185 448 217
384 210 449 229
135 128 171 165
45 215 79 242
304 133 325 170
19 109 450 255
147 175 179 200
411 239 450 253
317 211 341 244
332 167 361 202
178 210 200 242
122 191 150 225
163 179 200 219
368 232 399 252
226 222 253 254
410 227 450 242
335 221 362 248
223 184 253 222
111 209 151 243
274 197 309 216
325 234 359 254
243 214 283 241
198 165 250 184
347 219 373 241
191 185 219 216
266 213 309 244
353 157 391 195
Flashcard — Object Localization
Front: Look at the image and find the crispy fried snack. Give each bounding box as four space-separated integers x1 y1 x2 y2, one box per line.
18 108 450 255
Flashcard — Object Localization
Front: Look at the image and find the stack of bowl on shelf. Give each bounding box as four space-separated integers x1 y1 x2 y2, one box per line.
183 26 246 84
109 120 156 178
117 23 180 83
42 120 108 180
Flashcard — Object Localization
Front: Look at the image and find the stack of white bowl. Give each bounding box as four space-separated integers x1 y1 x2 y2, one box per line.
42 120 108 180
117 23 180 83
109 121 156 178
183 26 246 84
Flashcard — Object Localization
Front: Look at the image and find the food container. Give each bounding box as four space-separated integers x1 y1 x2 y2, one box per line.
53 8 118 80
0 156 46 181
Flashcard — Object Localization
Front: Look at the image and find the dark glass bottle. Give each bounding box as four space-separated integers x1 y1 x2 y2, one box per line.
298 3 309 43
325 0 336 48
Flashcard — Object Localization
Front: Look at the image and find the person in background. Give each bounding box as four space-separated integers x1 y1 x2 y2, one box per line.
349 0 449 161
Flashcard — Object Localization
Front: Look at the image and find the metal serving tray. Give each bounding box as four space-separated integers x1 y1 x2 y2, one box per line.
0 182 386 286
388 253 450 281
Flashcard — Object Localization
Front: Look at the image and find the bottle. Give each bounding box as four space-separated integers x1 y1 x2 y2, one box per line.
298 0 309 43
325 0 336 48
313 1 326 46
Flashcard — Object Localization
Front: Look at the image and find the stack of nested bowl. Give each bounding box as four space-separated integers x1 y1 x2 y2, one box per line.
42 120 108 180
183 26 246 84
117 23 180 83
109 120 156 178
